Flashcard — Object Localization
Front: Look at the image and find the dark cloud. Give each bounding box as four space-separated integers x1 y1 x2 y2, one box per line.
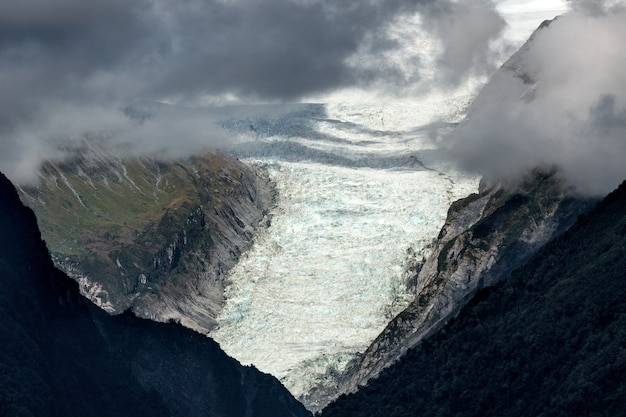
152 0 367 100
0 0 505 183
0 0 431 104
446 4 626 196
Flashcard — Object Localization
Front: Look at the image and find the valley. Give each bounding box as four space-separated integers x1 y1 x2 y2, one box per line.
4 1 625 416
213 100 479 410
12 1 574 412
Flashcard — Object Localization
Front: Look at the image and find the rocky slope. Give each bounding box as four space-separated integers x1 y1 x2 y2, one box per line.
0 170 309 417
17 141 273 332
333 19 595 397
339 171 595 395
321 179 626 417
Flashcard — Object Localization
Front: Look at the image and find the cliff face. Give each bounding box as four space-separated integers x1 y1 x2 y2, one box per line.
18 146 273 332
340 171 595 394
321 180 626 417
0 171 309 417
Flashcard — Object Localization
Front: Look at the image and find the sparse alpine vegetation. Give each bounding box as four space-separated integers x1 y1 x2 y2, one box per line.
18 144 273 332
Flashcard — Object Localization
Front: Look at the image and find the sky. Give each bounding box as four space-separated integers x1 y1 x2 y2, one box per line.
0 0 624 195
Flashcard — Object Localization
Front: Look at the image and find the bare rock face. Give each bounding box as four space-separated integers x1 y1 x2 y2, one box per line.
18 147 273 333
339 171 595 395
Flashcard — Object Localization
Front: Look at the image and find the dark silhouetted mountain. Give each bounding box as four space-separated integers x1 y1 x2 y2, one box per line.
0 171 310 417
321 179 626 416
339 171 594 396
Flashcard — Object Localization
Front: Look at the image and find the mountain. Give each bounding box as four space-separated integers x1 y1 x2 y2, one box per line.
0 171 310 417
337 171 595 395
17 142 272 332
320 178 626 416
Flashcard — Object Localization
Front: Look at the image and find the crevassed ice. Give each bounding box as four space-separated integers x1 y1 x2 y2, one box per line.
210 99 479 406
209 3 570 409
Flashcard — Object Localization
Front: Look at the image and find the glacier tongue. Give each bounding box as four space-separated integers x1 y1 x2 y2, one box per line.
204 2 568 409
210 100 478 409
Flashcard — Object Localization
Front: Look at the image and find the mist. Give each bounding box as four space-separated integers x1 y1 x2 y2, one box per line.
0 0 507 184
446 2 626 196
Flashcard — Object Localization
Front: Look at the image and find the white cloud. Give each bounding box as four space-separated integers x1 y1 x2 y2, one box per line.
447 5 626 196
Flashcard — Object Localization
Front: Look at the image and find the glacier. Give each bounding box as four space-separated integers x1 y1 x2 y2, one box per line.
211 99 479 409
208 1 570 410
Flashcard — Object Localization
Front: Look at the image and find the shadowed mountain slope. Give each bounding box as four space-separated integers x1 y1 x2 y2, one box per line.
339 171 594 395
321 180 626 416
0 171 309 417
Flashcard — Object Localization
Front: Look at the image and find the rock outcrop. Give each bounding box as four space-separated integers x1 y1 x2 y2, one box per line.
340 171 595 395
18 144 273 332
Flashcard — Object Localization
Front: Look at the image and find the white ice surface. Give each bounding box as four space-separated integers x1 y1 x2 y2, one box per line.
211 99 479 404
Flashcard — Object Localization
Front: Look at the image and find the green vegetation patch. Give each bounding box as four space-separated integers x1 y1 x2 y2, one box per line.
18 152 252 311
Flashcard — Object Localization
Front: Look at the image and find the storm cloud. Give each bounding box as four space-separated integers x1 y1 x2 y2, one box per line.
0 0 507 183
0 0 508 100
446 2 626 196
